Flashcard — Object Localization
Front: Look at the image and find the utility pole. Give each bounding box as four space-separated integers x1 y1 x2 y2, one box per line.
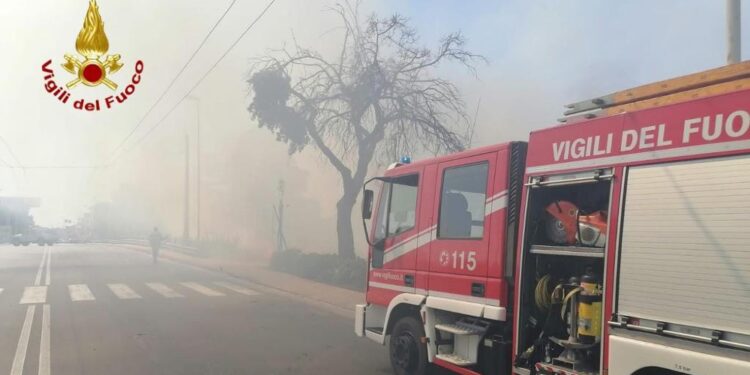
187 96 201 241
727 0 741 64
183 132 190 241
274 180 286 252
196 103 201 241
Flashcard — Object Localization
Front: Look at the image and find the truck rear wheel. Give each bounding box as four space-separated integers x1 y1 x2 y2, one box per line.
389 316 427 375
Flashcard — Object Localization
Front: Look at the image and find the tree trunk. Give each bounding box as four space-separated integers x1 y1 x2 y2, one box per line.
336 178 360 258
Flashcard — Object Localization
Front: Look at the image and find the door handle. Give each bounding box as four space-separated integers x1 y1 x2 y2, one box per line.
404 274 414 287
471 282 485 297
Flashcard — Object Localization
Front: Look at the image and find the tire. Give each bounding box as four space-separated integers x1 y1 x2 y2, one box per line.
389 316 428 375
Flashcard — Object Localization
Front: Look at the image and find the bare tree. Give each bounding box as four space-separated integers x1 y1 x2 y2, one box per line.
247 3 483 258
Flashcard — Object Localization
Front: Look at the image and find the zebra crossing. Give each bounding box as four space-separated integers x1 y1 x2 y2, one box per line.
214 281 260 296
180 281 225 296
107 283 142 299
19 286 48 305
7 281 261 305
145 282 184 298
68 284 95 301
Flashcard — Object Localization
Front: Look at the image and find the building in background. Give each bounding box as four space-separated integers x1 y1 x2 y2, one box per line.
0 197 40 242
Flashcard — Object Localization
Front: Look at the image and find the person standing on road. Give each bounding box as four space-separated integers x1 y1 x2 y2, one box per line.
149 227 163 264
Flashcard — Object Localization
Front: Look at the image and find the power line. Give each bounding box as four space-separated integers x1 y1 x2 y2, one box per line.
0 135 23 168
0 134 25 191
0 153 18 191
466 97 481 148
107 0 240 164
112 0 277 163
1 165 107 170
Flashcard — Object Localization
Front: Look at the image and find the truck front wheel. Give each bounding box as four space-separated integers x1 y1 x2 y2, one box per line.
389 316 428 375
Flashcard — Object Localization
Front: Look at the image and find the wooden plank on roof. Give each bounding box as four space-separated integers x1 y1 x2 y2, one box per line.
604 78 750 116
565 60 750 115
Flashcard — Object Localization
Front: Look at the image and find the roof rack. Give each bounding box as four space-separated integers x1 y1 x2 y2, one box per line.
560 60 750 123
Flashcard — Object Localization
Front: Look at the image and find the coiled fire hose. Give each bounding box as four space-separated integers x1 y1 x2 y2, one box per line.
534 275 552 311
535 275 572 312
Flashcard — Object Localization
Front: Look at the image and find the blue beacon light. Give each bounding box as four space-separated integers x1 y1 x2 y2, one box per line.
400 156 412 164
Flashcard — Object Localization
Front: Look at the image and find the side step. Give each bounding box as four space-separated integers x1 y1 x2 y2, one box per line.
435 353 475 367
364 327 385 344
433 318 489 367
435 323 483 336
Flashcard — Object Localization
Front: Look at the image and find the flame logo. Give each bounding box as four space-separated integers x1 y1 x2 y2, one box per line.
75 0 109 59
62 0 122 90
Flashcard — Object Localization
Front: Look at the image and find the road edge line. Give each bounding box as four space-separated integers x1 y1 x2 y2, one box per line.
10 305 36 375
44 247 51 286
39 304 50 375
34 248 47 286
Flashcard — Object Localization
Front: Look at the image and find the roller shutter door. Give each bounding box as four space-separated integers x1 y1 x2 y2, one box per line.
618 154 750 335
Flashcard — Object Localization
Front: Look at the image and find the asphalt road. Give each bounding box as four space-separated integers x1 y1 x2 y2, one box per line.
0 243 392 375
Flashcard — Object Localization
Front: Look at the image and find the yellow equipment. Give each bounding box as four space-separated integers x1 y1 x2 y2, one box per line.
577 273 602 343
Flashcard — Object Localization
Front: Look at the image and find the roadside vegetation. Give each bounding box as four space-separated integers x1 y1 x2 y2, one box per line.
270 249 366 291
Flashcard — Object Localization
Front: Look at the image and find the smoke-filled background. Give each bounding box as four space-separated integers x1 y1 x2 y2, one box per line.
0 1 747 258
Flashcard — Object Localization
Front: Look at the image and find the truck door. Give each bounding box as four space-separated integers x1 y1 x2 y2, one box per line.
428 153 496 304
367 171 422 307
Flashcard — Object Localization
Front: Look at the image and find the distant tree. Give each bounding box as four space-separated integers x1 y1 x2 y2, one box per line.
247 2 483 258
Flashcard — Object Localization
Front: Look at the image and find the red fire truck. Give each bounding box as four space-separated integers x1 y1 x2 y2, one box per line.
355 62 750 375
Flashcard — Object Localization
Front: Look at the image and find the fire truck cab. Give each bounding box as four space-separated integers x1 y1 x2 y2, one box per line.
356 62 750 375
357 141 526 373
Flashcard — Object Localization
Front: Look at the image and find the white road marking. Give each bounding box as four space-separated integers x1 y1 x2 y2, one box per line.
10 305 35 375
34 249 47 286
44 247 51 286
20 286 48 304
180 282 225 296
68 284 96 301
146 283 184 298
39 304 50 375
214 281 260 296
107 283 142 299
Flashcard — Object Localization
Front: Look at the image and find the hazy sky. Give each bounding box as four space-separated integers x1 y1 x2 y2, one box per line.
0 1 747 253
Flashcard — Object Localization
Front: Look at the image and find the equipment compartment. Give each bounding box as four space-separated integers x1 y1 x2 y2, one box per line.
515 174 612 375
525 178 610 249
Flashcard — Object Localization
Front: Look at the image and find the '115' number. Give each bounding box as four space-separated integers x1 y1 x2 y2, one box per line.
442 251 477 271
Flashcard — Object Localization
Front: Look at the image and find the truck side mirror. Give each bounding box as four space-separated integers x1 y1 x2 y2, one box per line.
362 189 374 219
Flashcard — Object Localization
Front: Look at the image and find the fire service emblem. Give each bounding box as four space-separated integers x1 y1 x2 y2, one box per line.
41 0 144 111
